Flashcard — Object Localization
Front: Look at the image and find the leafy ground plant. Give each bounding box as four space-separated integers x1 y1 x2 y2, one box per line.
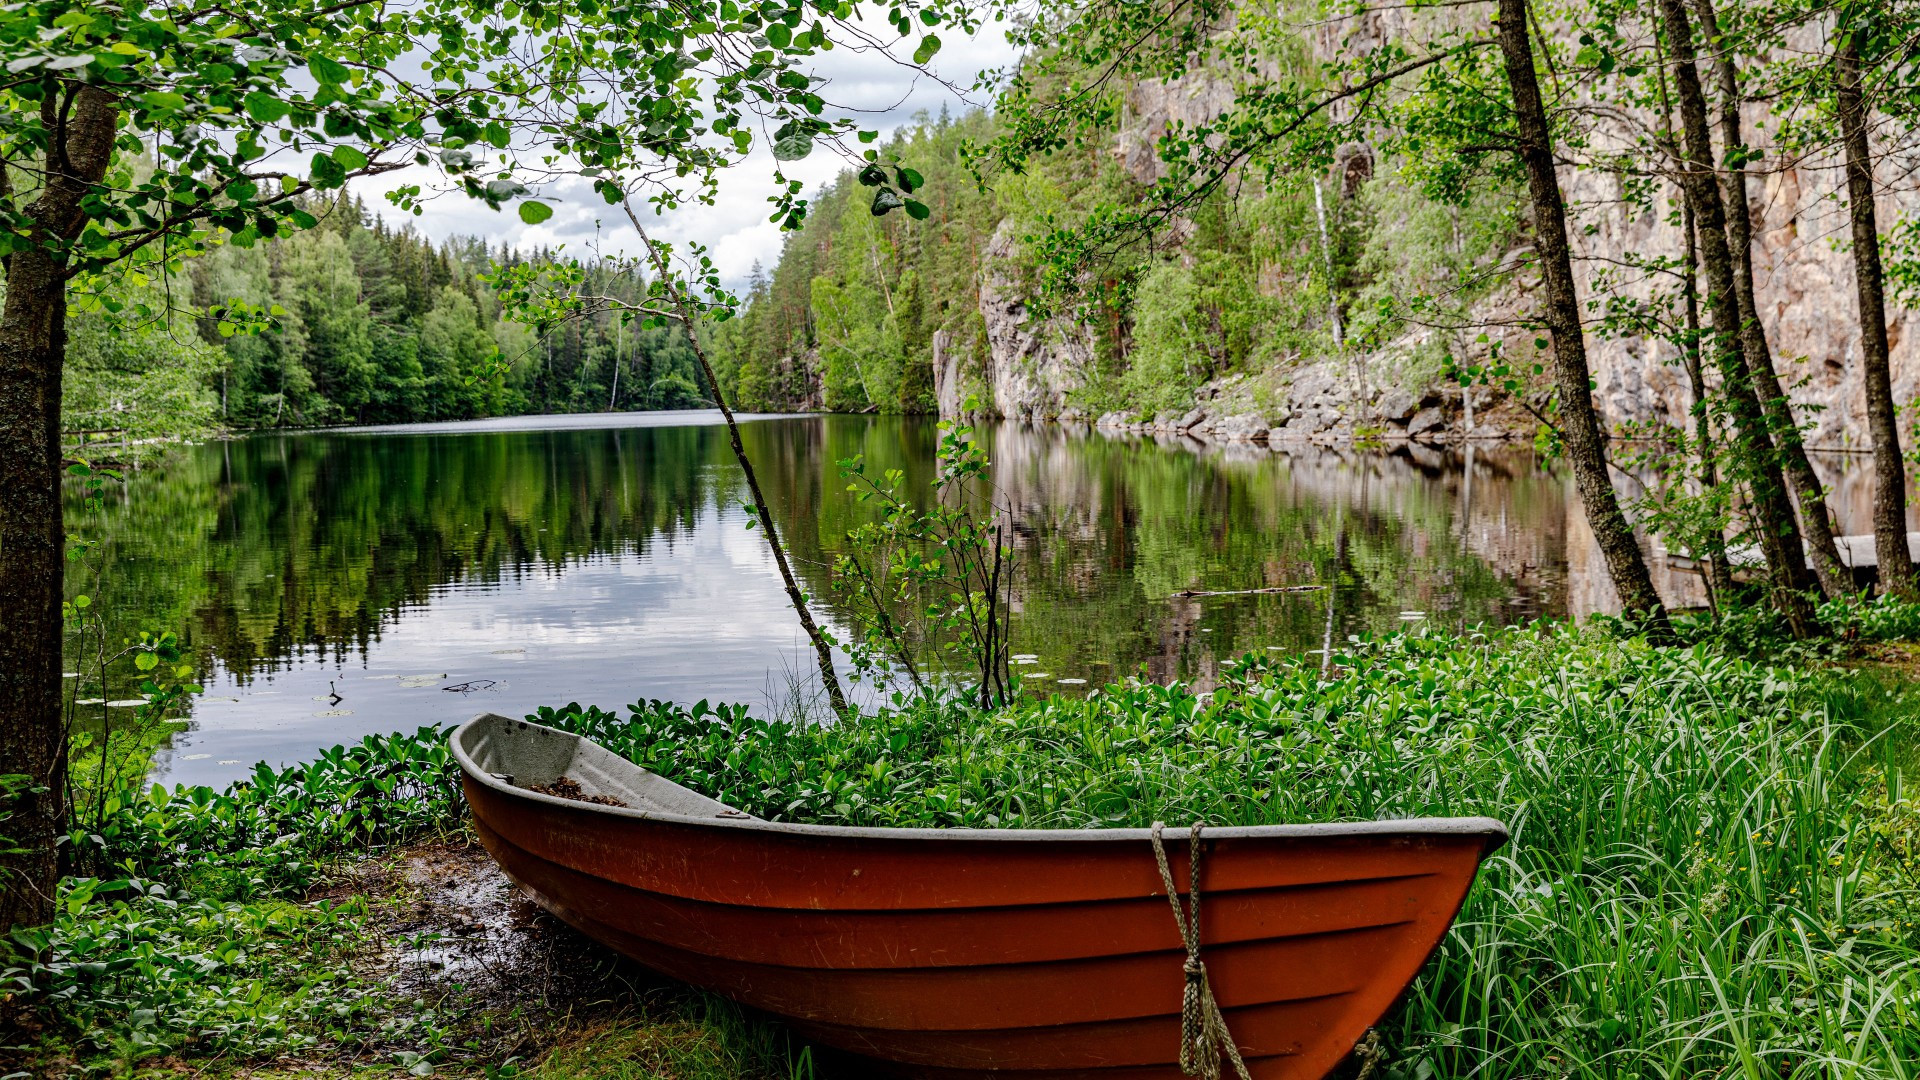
9 621 1920 1078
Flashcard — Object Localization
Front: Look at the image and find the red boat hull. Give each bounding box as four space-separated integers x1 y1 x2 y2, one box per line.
455 714 1504 1078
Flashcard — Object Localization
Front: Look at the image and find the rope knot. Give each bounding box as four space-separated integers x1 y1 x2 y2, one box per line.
1151 821 1251 1080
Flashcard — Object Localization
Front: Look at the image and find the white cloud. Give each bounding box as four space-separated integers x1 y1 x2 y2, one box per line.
356 23 1019 290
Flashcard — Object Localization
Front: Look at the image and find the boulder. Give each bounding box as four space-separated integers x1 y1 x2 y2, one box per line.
1407 406 1446 438
1376 387 1418 422
1209 414 1270 441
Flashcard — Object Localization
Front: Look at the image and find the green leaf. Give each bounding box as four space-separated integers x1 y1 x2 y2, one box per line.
518 200 554 225
897 167 924 193
331 145 369 170
913 35 942 65
310 55 351 85
772 131 814 161
244 92 291 124
310 152 347 189
766 22 792 47
141 91 187 113
134 652 159 673
904 198 930 220
858 130 878 144
871 188 904 216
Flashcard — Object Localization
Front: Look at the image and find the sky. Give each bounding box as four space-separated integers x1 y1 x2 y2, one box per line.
358 23 1022 291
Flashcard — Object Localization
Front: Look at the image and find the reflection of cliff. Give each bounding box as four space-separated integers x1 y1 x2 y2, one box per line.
1562 452 1920 619
979 426 1571 668
80 415 1597 696
1562 472 1707 620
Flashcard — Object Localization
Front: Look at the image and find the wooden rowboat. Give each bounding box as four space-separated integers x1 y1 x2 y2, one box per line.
453 712 1507 1079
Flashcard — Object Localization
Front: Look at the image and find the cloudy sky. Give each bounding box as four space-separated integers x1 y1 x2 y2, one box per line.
359 24 1021 290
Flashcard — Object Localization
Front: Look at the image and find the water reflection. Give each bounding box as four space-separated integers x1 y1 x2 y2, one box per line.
71 413 1600 786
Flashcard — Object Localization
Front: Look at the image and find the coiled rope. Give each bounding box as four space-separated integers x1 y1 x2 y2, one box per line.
1150 821 1252 1080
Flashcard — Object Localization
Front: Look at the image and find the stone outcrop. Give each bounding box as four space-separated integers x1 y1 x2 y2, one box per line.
1566 131 1919 449
974 222 1098 419
957 21 1913 451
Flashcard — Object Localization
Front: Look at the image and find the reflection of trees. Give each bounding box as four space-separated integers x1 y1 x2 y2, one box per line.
71 417 1573 694
72 425 732 683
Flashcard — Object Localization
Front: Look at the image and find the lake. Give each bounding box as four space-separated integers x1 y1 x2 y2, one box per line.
69 410 1824 787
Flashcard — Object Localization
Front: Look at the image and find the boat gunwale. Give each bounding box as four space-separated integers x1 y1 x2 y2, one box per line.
453 712 1511 851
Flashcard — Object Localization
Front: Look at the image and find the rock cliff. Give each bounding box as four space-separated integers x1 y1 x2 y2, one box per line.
960 39 1917 451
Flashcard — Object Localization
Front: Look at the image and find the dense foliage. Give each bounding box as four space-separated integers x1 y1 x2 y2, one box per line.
16 622 1918 1077
64 194 711 438
711 108 1521 418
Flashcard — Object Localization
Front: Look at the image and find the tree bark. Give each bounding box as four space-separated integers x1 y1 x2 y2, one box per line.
624 202 850 715
1496 0 1675 641
1658 0 1822 636
1683 201 1737 603
0 85 119 931
1837 13 1917 598
1688 0 1850 598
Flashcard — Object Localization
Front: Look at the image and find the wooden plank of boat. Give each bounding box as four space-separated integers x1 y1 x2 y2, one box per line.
452 712 1507 1079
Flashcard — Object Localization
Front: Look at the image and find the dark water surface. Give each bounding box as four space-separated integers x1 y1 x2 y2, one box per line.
74 412 1601 786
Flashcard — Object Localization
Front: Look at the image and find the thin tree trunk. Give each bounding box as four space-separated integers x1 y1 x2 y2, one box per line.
1496 0 1675 641
1689 0 1850 597
1837 13 1917 598
1658 0 1822 636
623 202 850 714
1683 202 1737 601
0 85 118 931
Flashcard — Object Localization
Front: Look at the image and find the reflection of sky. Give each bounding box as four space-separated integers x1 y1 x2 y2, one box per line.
155 499 860 788
320 408 800 437
147 415 1582 789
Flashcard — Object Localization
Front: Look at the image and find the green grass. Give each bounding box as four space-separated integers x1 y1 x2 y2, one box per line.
530 999 817 1080
12 620 1920 1078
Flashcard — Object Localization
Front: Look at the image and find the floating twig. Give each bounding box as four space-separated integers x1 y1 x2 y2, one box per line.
1169 585 1329 598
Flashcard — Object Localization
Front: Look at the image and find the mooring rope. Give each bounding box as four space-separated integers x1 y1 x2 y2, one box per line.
1150 821 1253 1080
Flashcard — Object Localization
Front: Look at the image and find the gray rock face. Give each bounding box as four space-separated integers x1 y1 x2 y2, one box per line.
1406 406 1446 438
1206 413 1271 441
1562 139 1914 448
931 329 964 418
1376 387 1419 422
948 36 1913 449
974 222 1097 419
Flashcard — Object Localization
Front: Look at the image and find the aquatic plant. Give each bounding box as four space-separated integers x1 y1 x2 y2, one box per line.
12 623 1920 1078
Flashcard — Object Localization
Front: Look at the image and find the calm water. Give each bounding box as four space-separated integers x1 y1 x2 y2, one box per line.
68 411 1743 787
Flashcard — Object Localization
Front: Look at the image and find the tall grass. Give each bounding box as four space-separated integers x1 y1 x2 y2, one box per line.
574 628 1920 1079
23 624 1920 1078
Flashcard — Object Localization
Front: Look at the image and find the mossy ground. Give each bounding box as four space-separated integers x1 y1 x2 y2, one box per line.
7 841 816 1080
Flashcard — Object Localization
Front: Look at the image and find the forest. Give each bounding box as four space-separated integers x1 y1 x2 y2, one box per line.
67 193 709 438
9 0 1920 1078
